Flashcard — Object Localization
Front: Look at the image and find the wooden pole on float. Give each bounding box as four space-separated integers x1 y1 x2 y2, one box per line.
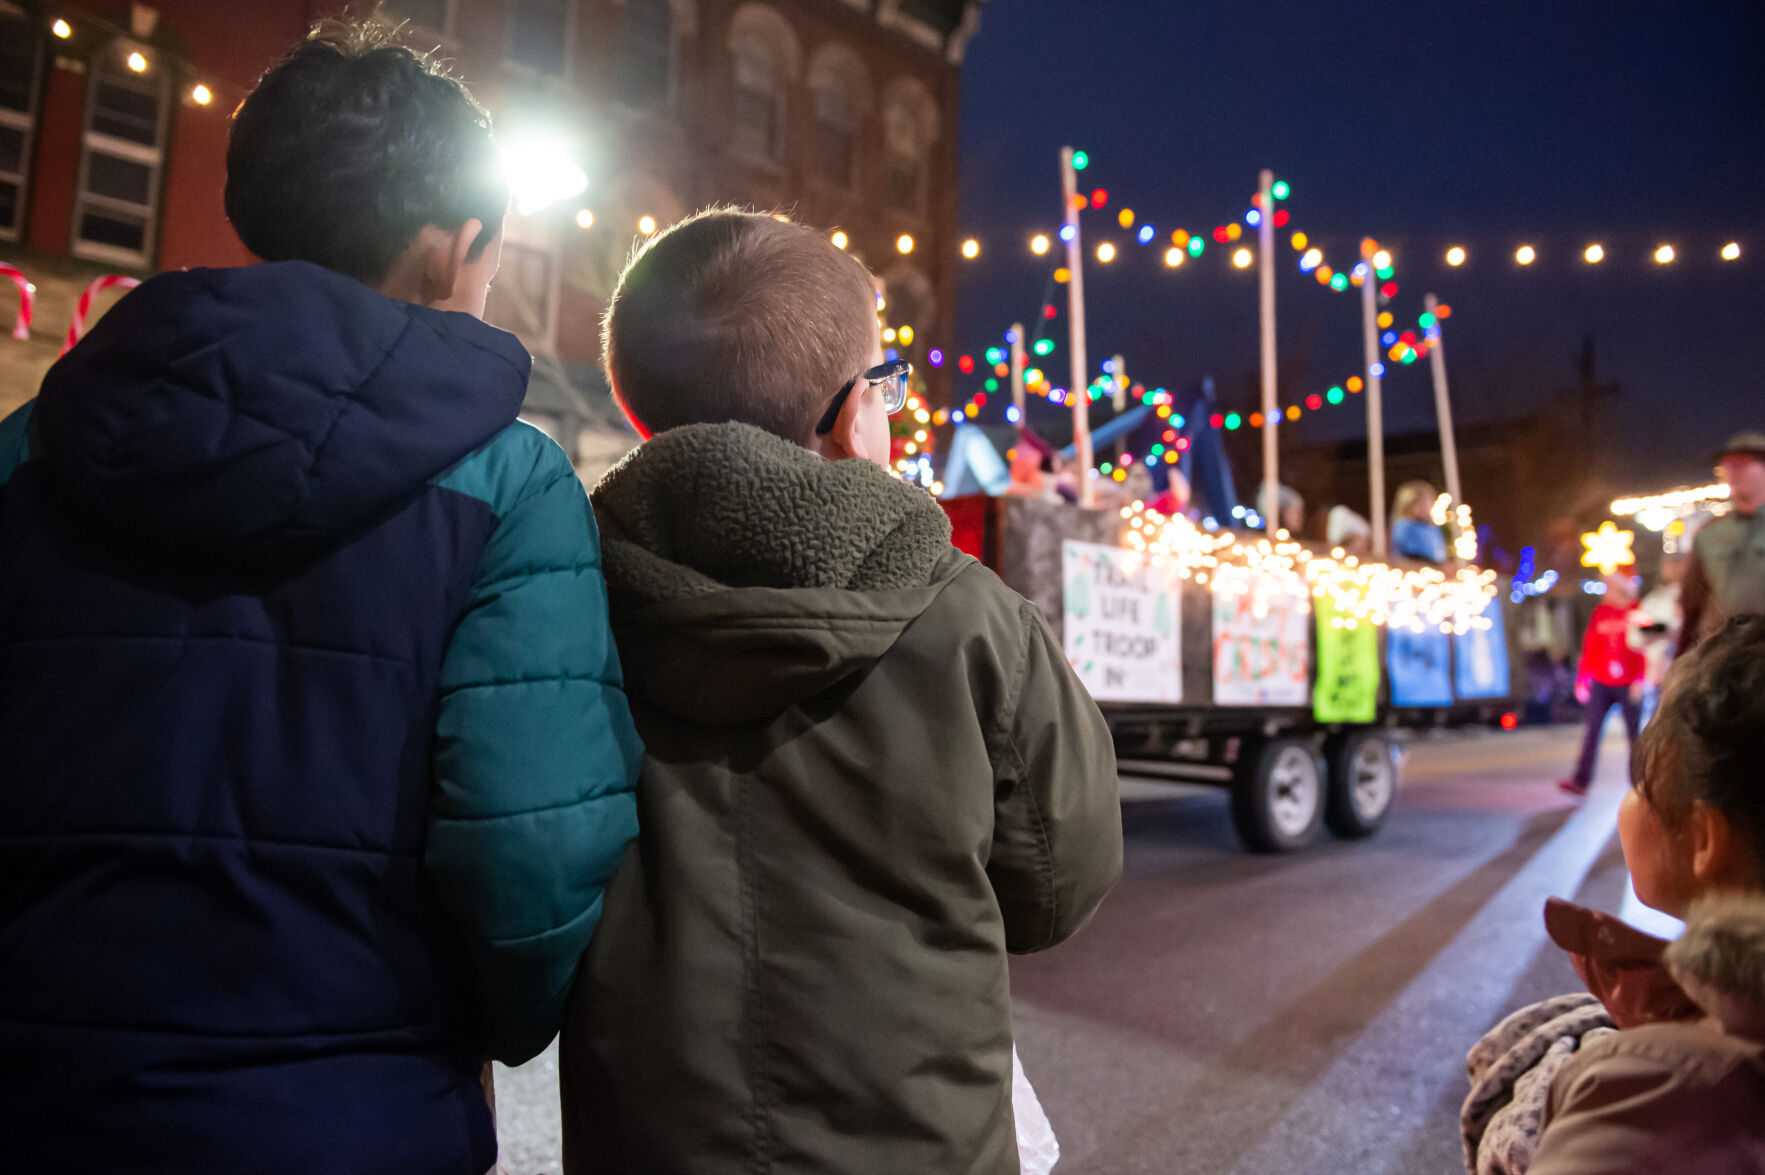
1060 147 1095 507
1424 293 1462 507
1361 238 1387 557
1258 168 1279 538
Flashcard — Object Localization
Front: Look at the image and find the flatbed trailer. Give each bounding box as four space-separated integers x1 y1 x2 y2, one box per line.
942 494 1520 852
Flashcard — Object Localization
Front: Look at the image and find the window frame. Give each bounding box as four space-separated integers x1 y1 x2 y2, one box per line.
0 4 44 242
486 235 562 355
376 0 454 38
616 0 679 110
71 42 171 267
504 0 577 82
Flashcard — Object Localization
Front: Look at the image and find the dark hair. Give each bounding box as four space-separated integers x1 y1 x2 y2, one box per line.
603 208 880 444
225 20 506 286
1632 612 1765 864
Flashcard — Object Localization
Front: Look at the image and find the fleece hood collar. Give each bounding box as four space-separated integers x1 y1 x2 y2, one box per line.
590 422 959 724
32 261 529 558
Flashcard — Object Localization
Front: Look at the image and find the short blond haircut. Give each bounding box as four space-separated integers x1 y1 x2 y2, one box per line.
603 209 879 444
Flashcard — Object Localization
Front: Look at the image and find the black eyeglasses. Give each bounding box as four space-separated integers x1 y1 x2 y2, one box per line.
814 360 913 435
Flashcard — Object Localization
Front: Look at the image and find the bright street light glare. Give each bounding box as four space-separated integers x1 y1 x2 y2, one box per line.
1721 241 1741 260
831 231 848 250
961 238 980 259
499 132 588 215
897 234 915 254
1030 234 1050 255
1164 247 1184 267
1232 248 1253 268
1515 245 1536 265
1445 246 1466 266
1654 244 1675 264
1372 250 1391 269
1584 243 1604 263
638 216 657 235
1097 242 1116 263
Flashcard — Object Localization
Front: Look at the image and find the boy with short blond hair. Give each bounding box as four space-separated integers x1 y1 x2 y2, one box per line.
561 208 1122 1175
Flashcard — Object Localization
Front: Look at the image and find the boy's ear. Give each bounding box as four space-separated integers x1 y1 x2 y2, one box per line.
420 218 487 307
815 381 873 463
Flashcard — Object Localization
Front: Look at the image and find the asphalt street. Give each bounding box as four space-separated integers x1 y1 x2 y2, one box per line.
494 722 1649 1174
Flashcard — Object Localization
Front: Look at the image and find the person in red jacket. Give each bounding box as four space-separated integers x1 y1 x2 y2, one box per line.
1558 568 1648 796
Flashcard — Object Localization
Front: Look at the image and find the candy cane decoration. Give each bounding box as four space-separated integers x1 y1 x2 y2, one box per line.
0 264 32 341
60 274 141 355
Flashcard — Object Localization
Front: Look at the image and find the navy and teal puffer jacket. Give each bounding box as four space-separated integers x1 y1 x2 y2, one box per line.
0 262 642 1174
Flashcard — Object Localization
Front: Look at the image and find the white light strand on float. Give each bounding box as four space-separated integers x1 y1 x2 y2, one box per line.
1116 502 1497 635
1610 483 1729 516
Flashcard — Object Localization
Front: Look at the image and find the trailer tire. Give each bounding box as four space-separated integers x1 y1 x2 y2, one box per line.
1325 730 1398 839
1231 736 1325 853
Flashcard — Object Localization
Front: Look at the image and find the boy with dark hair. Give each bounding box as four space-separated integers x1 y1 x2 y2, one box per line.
560 208 1123 1174
0 23 640 1174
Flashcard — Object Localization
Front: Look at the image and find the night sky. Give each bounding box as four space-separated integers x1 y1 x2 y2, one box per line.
953 0 1765 487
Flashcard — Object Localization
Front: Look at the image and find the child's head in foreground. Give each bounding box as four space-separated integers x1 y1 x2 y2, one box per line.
603 209 895 465
226 20 508 315
1624 613 1765 917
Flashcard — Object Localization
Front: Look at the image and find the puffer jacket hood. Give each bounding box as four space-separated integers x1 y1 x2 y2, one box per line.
590 422 956 724
32 261 529 559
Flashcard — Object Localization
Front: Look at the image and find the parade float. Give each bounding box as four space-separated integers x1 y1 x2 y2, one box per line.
910 158 1519 852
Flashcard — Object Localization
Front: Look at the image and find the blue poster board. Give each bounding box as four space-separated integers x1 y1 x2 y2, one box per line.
1454 597 1512 700
1388 626 1454 707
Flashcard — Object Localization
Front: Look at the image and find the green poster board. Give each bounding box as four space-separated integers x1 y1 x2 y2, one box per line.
1313 596 1380 723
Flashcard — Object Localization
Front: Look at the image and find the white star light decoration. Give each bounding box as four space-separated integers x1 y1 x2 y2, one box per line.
1580 521 1636 575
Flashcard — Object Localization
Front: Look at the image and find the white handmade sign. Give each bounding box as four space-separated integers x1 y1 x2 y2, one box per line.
1211 569 1312 707
1061 541 1182 703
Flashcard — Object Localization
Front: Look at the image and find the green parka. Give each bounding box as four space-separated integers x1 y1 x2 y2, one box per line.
561 423 1121 1175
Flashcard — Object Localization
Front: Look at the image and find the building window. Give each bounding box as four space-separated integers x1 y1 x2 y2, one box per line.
730 36 781 164
883 99 927 214
376 0 449 33
508 0 570 77
618 0 675 108
0 7 43 240
72 44 169 265
485 240 558 352
812 70 854 187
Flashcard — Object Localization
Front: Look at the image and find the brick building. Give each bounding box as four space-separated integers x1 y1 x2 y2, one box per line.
0 0 983 475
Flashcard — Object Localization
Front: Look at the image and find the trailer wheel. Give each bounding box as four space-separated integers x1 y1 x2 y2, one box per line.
1325 730 1398 839
1231 737 1325 853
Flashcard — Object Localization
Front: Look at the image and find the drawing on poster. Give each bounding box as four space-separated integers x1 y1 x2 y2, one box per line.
1211 571 1311 707
1313 596 1380 723
1454 597 1511 699
1389 624 1454 707
1061 541 1182 703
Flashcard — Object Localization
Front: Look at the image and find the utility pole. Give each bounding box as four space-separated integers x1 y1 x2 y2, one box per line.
1060 147 1094 507
1258 168 1278 538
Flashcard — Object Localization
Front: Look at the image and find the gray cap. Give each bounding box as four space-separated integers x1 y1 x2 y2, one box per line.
1716 431 1765 461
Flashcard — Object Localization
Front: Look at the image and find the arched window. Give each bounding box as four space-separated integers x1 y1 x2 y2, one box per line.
731 35 782 163
619 0 675 108
882 80 937 215
813 71 854 186
727 5 800 167
808 43 867 189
